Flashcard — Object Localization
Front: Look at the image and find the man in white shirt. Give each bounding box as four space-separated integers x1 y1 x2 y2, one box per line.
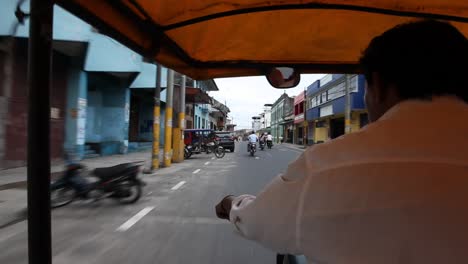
216 20 468 263
266 133 273 142
247 131 258 152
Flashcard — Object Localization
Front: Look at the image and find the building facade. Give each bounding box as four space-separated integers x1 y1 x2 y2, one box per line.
282 96 295 143
271 93 294 143
306 74 368 144
293 91 307 145
0 2 223 168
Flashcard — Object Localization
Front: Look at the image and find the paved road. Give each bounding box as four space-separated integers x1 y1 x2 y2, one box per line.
0 142 303 264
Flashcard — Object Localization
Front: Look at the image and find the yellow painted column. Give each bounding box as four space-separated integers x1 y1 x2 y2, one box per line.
164 107 173 167
163 69 174 167
345 118 352 134
172 112 185 162
151 65 162 171
152 105 160 169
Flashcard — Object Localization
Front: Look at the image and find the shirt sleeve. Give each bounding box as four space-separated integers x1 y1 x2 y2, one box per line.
228 152 309 254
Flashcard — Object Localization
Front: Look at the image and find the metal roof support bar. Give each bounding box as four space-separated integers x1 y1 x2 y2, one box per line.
27 0 53 263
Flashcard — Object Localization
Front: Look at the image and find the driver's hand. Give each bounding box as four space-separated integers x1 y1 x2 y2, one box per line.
215 195 235 220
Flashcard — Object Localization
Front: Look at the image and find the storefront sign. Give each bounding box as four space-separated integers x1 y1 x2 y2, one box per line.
124 103 130 122
76 98 87 145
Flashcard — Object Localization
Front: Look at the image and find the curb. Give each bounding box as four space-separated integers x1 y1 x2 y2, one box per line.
281 144 307 152
0 172 63 191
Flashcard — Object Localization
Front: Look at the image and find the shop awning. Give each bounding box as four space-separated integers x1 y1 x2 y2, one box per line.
58 1 468 80
185 87 212 104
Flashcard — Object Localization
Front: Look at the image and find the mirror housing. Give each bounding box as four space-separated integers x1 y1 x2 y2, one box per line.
266 67 301 88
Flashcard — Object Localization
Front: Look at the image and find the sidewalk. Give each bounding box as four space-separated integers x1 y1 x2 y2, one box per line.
0 149 162 188
0 149 161 229
281 142 307 151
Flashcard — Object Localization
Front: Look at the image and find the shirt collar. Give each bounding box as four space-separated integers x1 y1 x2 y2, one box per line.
378 96 466 122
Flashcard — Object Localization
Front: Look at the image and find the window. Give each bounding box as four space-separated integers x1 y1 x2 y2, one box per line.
328 84 346 100
321 92 327 103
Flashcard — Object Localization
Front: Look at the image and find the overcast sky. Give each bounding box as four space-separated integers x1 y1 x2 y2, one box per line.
213 74 324 129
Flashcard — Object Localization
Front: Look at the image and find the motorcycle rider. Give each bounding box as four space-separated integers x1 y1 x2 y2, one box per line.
266 132 273 147
247 131 258 152
259 132 267 149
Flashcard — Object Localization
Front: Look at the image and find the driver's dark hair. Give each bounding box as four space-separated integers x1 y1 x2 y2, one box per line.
360 19 468 103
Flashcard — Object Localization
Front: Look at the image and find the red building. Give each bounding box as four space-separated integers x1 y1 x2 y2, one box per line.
293 91 306 145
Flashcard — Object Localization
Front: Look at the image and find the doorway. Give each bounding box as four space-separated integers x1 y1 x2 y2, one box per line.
330 117 345 139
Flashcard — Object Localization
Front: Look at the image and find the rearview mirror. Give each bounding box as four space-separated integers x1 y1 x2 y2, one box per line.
266 67 301 89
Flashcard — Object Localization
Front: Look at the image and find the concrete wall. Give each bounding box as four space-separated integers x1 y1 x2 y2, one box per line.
1 40 68 167
84 34 141 73
64 59 87 158
86 73 130 155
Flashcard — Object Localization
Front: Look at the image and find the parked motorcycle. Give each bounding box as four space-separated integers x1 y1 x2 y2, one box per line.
249 142 257 156
50 162 145 208
184 140 225 159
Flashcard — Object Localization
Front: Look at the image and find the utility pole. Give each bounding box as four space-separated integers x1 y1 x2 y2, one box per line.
28 0 53 263
163 69 174 167
151 65 161 171
180 75 186 131
345 74 352 134
303 87 307 146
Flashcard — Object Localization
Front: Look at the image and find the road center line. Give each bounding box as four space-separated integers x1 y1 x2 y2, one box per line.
255 157 260 160
193 169 201 174
204 161 210 165
116 206 154 232
171 181 186 190
211 157 216 160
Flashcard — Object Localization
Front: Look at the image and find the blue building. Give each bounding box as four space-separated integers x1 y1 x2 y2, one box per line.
305 74 368 144
0 1 225 168
0 2 170 166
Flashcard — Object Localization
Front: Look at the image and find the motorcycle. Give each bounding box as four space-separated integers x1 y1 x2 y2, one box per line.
184 140 225 159
248 142 257 156
260 140 265 150
267 140 273 149
50 162 145 208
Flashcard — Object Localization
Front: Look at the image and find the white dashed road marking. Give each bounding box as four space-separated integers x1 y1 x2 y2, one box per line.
255 157 260 160
211 157 215 160
116 206 155 232
204 161 210 165
171 181 186 190
193 169 201 174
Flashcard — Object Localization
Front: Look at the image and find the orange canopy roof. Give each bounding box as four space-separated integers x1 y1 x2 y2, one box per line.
58 0 468 79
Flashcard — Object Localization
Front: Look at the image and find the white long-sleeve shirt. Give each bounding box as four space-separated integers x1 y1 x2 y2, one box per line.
248 134 258 143
229 97 468 264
